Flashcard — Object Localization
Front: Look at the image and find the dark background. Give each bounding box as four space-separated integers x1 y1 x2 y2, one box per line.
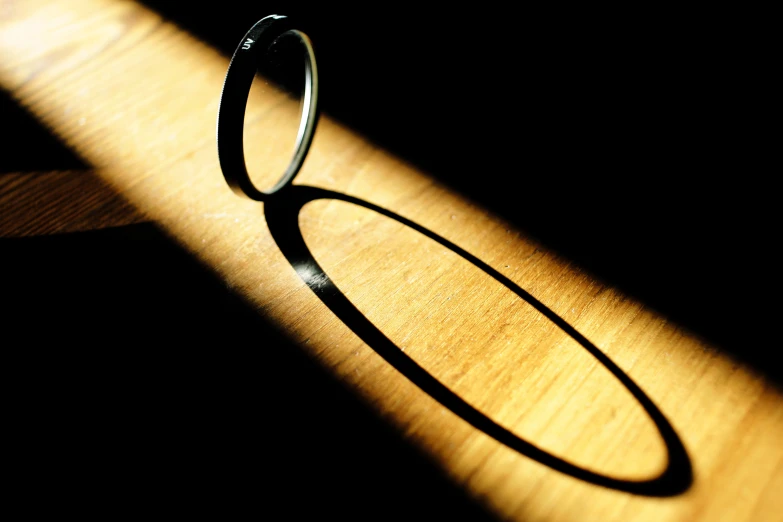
3 2 775 518
147 2 775 369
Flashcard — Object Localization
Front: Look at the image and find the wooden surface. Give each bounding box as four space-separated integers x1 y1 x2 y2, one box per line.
2 1 781 520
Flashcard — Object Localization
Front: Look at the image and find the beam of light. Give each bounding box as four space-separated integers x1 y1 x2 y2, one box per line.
2 2 781 521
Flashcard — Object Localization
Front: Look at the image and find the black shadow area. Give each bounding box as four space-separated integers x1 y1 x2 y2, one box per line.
265 185 692 497
138 1 780 387
1 87 88 174
2 223 501 520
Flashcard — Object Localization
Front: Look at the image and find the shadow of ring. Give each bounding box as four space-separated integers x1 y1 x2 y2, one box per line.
264 184 692 496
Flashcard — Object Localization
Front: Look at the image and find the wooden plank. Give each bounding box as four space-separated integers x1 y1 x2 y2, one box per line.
1 1 780 520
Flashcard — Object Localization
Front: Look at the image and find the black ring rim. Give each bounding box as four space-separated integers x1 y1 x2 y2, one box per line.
217 15 319 201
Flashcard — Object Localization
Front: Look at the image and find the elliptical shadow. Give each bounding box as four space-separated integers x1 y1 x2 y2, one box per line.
265 184 693 497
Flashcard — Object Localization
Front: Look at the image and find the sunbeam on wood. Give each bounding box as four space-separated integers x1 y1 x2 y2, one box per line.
1 1 781 521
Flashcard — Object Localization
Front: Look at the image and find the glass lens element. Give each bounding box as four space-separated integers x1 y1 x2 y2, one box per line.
242 30 308 192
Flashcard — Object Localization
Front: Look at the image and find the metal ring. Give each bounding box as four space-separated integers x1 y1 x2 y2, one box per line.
217 15 319 200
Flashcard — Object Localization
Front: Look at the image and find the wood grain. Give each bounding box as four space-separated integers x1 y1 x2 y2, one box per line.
0 170 142 236
1 1 780 520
